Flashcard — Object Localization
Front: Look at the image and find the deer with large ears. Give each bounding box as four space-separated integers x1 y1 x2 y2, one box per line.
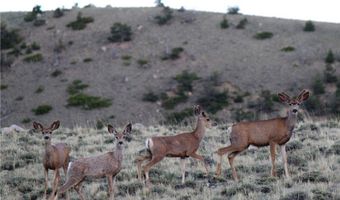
215 89 310 181
33 120 71 199
50 123 132 200
135 105 215 185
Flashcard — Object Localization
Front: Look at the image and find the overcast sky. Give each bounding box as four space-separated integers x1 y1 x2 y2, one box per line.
1 0 339 23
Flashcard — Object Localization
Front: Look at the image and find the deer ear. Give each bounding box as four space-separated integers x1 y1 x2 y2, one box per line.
33 122 43 131
123 123 132 135
278 92 290 103
50 121 60 131
108 125 115 134
297 89 310 102
194 105 201 116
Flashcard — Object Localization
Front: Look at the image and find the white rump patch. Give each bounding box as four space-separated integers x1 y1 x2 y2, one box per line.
145 138 153 150
67 162 73 172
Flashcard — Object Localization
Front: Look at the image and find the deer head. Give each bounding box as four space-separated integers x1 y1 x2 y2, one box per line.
194 105 215 128
33 121 60 141
108 123 132 149
278 89 310 116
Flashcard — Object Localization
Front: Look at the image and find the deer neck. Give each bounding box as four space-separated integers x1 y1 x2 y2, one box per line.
44 141 53 155
114 144 124 163
286 111 297 133
193 117 206 141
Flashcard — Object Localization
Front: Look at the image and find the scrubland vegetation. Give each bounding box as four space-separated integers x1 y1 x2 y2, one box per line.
1 119 339 199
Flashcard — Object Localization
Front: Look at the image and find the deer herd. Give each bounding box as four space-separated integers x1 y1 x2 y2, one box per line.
31 89 310 199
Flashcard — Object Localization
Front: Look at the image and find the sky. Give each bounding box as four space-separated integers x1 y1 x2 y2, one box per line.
0 0 339 23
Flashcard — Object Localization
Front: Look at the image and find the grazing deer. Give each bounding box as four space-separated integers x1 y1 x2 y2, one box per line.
33 120 71 199
135 105 213 185
51 123 132 200
215 90 310 181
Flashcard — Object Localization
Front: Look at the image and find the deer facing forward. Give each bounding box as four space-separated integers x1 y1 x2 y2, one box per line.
215 89 310 181
50 123 132 200
135 105 214 184
33 120 71 199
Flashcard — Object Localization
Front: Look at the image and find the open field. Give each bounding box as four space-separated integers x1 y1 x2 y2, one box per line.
1 118 339 200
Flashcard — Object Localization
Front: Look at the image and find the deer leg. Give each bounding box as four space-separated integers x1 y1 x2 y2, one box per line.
215 145 236 177
51 170 61 197
43 169 49 199
62 165 70 200
107 175 114 200
143 156 164 185
228 151 241 181
136 155 151 181
280 145 290 178
189 152 209 176
180 158 186 184
270 143 277 177
74 181 85 200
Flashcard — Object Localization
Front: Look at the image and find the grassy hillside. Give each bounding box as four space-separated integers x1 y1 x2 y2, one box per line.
0 119 340 199
1 6 340 127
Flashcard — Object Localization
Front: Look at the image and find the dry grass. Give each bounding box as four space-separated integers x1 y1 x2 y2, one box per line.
1 118 340 199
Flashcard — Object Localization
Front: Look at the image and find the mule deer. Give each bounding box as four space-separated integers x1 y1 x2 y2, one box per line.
33 121 71 199
215 89 310 181
135 105 214 184
51 123 132 200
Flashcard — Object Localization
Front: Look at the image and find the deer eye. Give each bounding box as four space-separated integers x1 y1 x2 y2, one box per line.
115 136 119 140
206 119 210 121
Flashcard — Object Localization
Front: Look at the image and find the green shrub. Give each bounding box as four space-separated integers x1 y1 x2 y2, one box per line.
15 96 24 101
281 46 295 52
137 59 148 67
1 23 23 50
233 109 254 122
236 18 248 29
324 64 337 83
32 105 52 115
121 55 132 60
331 84 340 114
258 90 274 112
221 183 258 197
154 6 173 25
66 12 94 30
165 108 193 123
304 95 322 112
23 53 43 62
31 42 40 50
325 49 334 64
108 22 132 43
161 47 184 60
35 86 44 93
220 16 229 29
161 94 188 110
117 182 143 196
312 78 325 95
294 171 328 183
53 8 64 18
21 118 31 123
24 5 43 22
330 141 340 155
311 188 333 200
174 70 200 93
280 191 310 200
83 57 92 62
254 32 273 40
227 6 240 14
197 89 229 114
51 70 62 77
304 20 315 32
67 93 111 110
142 91 159 102
67 80 89 95
0 84 8 90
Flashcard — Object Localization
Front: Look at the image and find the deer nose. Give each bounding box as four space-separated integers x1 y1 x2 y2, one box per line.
292 109 298 113
44 136 49 140
118 141 123 145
